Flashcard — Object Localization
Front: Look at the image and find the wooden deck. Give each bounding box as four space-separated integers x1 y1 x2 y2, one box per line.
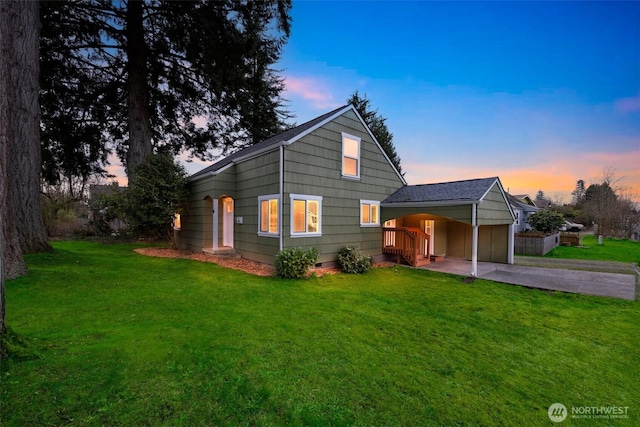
382 227 430 267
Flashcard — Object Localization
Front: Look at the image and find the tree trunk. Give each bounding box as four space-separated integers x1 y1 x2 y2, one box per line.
4 0 52 254
126 0 153 175
1 0 37 340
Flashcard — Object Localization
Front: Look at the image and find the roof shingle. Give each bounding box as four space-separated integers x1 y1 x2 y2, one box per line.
190 105 350 179
382 177 499 204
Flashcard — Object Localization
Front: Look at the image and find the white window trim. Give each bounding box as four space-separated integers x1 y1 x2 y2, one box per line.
290 193 322 237
258 194 280 237
341 132 361 180
360 200 380 227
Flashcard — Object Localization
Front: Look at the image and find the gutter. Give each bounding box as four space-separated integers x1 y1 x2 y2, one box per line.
381 200 481 208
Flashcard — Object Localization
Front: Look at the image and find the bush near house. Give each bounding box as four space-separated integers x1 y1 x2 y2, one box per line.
274 247 319 278
337 246 373 273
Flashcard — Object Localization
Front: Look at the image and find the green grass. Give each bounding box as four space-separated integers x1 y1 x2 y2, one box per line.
2 241 639 426
545 234 640 264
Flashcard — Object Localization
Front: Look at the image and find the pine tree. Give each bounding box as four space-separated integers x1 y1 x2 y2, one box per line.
1 0 46 342
40 0 293 176
571 179 586 206
347 91 403 175
40 1 111 195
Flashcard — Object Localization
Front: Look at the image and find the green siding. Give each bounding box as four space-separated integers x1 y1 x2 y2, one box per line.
447 221 472 259
478 225 510 263
234 150 281 264
176 167 236 252
477 184 514 225
282 109 404 264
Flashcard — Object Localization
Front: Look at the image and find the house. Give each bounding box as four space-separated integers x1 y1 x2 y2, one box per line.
176 105 516 276
533 195 553 209
512 194 536 207
507 193 539 233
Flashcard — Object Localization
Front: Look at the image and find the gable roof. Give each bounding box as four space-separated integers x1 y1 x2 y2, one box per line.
506 192 540 213
382 177 502 206
192 104 410 184
512 194 536 206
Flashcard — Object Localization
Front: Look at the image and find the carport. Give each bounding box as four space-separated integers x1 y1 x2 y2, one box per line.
381 177 516 277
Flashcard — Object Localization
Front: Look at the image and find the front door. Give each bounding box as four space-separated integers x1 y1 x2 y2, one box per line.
222 197 234 248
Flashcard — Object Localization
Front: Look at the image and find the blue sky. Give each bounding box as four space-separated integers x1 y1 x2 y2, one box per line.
276 0 640 201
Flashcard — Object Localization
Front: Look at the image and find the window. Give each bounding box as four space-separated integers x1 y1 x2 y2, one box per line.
360 200 380 226
290 194 322 236
173 213 181 230
342 132 361 179
258 195 279 236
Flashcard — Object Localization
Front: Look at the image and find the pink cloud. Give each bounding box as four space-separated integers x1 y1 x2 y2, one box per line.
403 149 640 203
614 93 640 113
284 76 340 109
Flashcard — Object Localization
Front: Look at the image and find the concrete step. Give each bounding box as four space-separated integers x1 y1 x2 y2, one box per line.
415 257 431 267
202 247 241 259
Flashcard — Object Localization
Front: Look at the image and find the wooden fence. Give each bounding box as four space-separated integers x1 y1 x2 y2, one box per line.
560 232 582 246
514 232 560 256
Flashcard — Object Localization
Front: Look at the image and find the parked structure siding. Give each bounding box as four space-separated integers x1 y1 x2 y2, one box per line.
477 184 514 225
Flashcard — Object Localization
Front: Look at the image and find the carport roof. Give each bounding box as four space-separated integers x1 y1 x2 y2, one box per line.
382 177 499 205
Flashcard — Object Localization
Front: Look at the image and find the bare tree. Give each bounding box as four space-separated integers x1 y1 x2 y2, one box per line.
584 169 640 238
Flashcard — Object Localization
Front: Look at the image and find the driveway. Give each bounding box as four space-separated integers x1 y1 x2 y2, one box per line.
421 258 638 301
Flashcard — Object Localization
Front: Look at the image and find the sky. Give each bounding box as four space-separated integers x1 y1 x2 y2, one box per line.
275 0 640 202
110 1 640 203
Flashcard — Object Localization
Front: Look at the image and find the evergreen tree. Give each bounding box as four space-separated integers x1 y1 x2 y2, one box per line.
2 1 51 256
124 152 189 243
40 1 112 195
346 91 403 175
1 0 47 343
233 1 293 147
571 179 586 206
40 0 292 176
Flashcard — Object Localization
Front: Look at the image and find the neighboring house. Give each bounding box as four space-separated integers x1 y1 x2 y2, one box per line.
176 105 516 276
533 196 552 209
507 193 539 233
512 194 536 207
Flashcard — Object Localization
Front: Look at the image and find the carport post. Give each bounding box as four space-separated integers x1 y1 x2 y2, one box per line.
471 204 478 277
508 223 515 264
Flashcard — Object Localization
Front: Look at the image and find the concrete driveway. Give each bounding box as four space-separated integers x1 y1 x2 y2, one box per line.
421 258 638 301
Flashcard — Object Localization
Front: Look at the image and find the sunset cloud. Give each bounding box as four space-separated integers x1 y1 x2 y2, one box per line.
284 76 341 110
614 93 640 113
403 149 640 203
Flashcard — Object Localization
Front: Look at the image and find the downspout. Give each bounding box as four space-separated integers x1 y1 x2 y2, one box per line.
471 203 478 277
279 144 284 252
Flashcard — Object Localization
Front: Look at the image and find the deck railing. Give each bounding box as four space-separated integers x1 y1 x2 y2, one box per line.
382 227 429 267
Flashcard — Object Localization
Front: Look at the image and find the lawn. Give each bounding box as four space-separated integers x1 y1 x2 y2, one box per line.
2 241 638 426
545 234 640 264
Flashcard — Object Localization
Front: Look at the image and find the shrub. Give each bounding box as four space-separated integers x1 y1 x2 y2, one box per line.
527 209 565 234
274 247 318 279
124 152 189 244
88 184 127 236
337 246 372 274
